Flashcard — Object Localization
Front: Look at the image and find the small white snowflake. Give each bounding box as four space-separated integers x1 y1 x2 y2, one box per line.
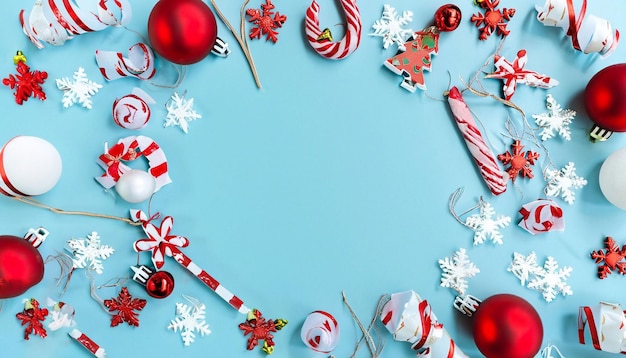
544 162 587 204
168 302 211 346
47 299 75 331
370 4 414 51
532 94 576 141
66 232 114 274
465 201 511 245
528 256 573 302
508 251 544 286
56 67 102 109
164 91 201 134
439 248 480 295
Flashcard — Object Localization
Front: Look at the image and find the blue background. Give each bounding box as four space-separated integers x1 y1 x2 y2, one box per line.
2 0 626 357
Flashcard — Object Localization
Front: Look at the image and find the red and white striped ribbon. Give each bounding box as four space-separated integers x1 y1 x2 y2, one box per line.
301 310 340 353
20 0 132 49
96 43 156 81
112 88 155 130
578 302 626 353
69 329 105 358
305 0 361 60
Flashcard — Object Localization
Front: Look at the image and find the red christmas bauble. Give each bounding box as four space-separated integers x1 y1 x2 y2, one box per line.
473 294 543 358
145 270 175 299
585 63 626 140
0 235 44 299
434 4 462 32
147 0 218 65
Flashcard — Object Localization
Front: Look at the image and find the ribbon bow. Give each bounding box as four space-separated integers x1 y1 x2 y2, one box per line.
99 141 139 181
132 210 189 269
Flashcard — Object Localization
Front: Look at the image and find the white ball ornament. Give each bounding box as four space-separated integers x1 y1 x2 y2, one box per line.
599 147 626 210
0 136 62 196
115 169 157 203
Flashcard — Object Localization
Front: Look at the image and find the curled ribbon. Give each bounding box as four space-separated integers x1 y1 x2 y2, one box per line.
579 302 626 353
132 212 189 270
518 199 564 235
96 43 156 81
112 88 155 130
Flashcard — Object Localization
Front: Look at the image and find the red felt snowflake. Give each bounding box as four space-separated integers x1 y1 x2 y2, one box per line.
16 298 49 340
239 309 287 354
246 0 287 43
103 287 147 327
2 61 47 105
470 0 515 40
591 237 626 279
497 140 539 182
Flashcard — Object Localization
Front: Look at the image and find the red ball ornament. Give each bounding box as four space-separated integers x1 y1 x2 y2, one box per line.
585 63 626 142
434 4 462 32
472 294 543 358
147 0 218 65
0 235 44 299
145 270 175 299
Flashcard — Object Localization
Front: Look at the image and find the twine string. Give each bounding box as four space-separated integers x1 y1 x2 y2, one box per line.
449 187 483 228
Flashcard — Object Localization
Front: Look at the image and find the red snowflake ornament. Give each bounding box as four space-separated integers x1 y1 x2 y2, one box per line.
470 0 515 40
497 140 539 182
591 237 626 279
2 60 47 105
16 298 49 340
103 287 147 327
246 0 286 43
239 309 287 354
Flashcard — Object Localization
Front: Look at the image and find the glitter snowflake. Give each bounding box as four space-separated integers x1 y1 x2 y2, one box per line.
590 236 626 279
533 94 576 141
55 67 102 109
16 298 48 340
2 60 47 105
497 139 540 182
246 0 286 42
508 251 544 286
168 302 211 346
370 4 414 51
465 201 511 245
67 231 114 274
527 256 573 302
103 287 147 327
239 309 287 354
164 91 201 134
544 162 587 205
438 248 480 295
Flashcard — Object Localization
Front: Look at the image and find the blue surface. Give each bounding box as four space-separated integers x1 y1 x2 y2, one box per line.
3 0 626 357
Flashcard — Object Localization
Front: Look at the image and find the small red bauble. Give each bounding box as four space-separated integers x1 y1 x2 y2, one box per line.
145 270 175 298
0 235 44 299
434 4 462 32
472 294 543 358
147 0 218 65
585 63 626 141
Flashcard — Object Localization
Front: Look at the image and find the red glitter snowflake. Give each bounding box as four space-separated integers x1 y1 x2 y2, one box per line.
470 0 515 40
16 298 49 340
497 140 539 182
103 287 147 327
2 61 47 105
239 309 287 354
591 237 626 279
246 0 287 43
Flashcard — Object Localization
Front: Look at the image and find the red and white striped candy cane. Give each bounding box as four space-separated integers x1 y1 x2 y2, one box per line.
69 329 105 358
305 0 361 60
447 86 507 195
96 43 156 81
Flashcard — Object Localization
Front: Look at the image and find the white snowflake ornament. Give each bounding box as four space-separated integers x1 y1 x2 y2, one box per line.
532 94 576 141
168 301 211 346
508 251 544 286
544 162 587 204
56 67 102 109
528 256 573 302
164 91 201 134
465 201 511 245
439 248 480 295
66 232 114 274
370 4 414 51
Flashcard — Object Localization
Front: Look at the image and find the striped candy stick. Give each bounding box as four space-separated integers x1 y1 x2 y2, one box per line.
305 0 362 60
447 86 508 195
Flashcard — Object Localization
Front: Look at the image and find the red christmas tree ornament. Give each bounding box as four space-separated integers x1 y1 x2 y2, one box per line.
103 287 147 327
584 63 626 142
16 298 49 340
131 265 175 299
434 4 462 32
0 234 45 299
471 0 515 40
246 0 286 43
497 140 539 182
239 309 288 354
2 52 47 105
590 237 626 279
147 0 218 65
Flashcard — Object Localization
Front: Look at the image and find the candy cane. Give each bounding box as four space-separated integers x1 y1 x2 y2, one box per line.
95 43 156 81
447 86 507 195
305 0 361 60
69 329 105 358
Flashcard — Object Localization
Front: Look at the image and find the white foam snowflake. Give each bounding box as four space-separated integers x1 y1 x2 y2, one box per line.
532 94 576 141
164 91 201 134
370 4 414 51
508 251 544 286
465 201 511 245
528 256 573 302
67 232 114 274
168 302 211 346
439 248 480 295
56 67 102 109
544 162 587 204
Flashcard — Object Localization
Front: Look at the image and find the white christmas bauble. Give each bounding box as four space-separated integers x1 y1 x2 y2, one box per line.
0 136 62 196
599 147 626 210
115 169 156 203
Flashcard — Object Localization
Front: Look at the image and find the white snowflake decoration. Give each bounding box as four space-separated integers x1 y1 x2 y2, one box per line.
465 201 511 245
508 251 544 286
168 302 211 346
544 162 587 204
439 248 480 295
46 299 75 331
532 94 576 141
370 4 414 51
164 91 201 134
528 256 573 302
56 67 102 109
66 232 114 274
